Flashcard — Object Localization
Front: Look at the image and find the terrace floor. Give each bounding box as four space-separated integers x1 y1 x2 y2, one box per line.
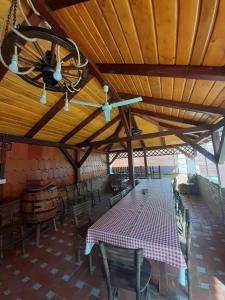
0 184 225 300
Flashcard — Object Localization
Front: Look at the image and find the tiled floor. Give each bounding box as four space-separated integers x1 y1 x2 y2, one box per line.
0 189 225 300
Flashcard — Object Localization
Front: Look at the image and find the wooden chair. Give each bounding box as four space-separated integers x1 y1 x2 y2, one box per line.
180 209 192 300
65 184 85 207
0 201 25 260
109 194 121 208
76 181 93 204
99 242 151 300
72 201 93 273
120 189 127 198
174 191 185 235
90 178 101 203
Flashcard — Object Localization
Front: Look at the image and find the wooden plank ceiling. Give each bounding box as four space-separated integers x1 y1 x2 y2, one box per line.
1 0 225 151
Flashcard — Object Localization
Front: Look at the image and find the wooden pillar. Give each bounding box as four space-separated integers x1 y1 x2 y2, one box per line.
143 147 148 178
106 152 110 175
127 140 135 188
212 131 225 187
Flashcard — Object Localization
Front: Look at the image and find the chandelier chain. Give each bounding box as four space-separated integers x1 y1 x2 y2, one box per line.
5 0 18 38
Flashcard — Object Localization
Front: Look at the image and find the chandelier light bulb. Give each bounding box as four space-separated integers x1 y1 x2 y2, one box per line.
9 46 18 73
53 61 62 81
40 83 47 105
64 93 69 111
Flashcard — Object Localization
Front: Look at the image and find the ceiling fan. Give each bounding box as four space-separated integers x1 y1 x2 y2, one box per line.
64 85 143 122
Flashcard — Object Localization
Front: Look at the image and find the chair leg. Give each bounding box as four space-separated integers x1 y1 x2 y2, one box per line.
88 253 93 274
20 225 25 256
0 234 3 260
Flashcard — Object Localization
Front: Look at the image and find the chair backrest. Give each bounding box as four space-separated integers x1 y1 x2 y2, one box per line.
99 242 143 300
185 209 191 259
72 200 91 228
109 194 121 208
65 184 76 201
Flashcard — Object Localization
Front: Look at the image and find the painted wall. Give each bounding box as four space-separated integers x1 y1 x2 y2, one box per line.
2 143 107 202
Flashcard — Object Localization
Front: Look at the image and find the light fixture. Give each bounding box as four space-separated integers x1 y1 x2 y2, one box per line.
0 0 89 101
64 93 69 111
40 83 47 105
9 46 18 73
53 46 62 81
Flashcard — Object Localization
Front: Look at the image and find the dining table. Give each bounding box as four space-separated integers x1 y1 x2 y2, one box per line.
85 178 187 295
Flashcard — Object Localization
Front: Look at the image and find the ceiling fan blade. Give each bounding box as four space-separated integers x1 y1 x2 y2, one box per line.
69 99 102 108
111 97 143 108
104 109 111 122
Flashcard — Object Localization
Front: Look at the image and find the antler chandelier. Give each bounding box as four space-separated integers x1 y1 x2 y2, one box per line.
0 0 88 105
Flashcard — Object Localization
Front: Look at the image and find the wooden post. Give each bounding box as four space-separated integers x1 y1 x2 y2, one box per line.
106 152 110 175
212 131 225 187
127 140 135 188
143 147 148 178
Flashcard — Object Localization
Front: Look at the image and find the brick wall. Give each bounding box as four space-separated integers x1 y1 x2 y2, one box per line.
1 143 107 202
197 175 225 224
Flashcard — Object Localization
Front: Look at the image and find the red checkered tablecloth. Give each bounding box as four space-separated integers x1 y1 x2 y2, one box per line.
86 178 186 269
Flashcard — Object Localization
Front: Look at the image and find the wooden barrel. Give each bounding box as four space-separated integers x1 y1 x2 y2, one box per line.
21 184 58 223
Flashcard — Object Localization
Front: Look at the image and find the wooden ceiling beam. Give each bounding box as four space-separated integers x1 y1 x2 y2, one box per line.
76 114 120 147
131 115 146 149
109 152 120 165
131 107 202 126
217 126 225 164
78 147 92 168
109 143 190 154
46 0 89 11
86 124 211 148
60 107 102 143
119 108 130 136
25 92 75 138
59 147 78 169
97 64 225 81
119 93 225 116
177 134 216 163
1 132 77 149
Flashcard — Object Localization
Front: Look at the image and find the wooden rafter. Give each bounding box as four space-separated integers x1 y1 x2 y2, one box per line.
120 93 225 116
130 107 203 126
216 126 225 164
25 92 76 138
60 107 102 143
86 124 211 148
109 143 191 154
1 132 77 149
109 152 120 165
177 134 216 163
120 142 127 151
46 0 89 11
97 64 225 81
119 108 130 136
131 115 146 149
60 147 78 169
76 114 120 147
78 147 92 167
